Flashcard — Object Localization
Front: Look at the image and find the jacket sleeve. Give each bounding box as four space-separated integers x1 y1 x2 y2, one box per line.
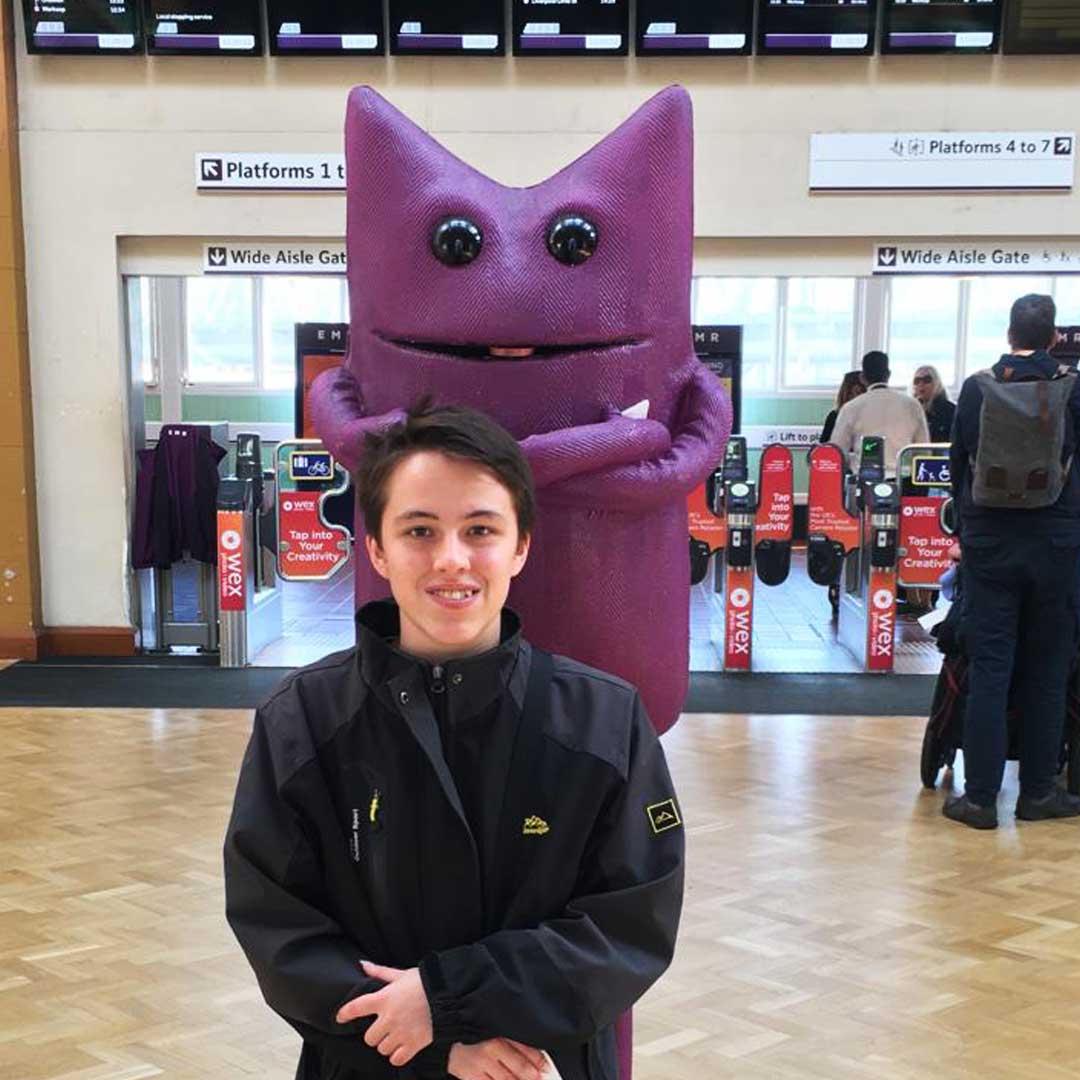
912 399 930 444
224 707 449 1078
820 410 837 445
418 694 685 1048
950 379 975 525
830 403 855 467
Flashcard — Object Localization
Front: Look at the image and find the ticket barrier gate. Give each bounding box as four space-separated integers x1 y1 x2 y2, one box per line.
218 432 284 667
808 437 900 672
274 440 352 584
687 438 794 671
896 444 953 598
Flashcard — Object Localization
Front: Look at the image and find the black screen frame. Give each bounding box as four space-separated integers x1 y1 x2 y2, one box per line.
635 0 753 57
388 0 506 56
881 0 1003 55
143 0 263 56
1002 0 1080 55
267 0 384 56
756 0 878 57
23 0 145 55
512 0 630 57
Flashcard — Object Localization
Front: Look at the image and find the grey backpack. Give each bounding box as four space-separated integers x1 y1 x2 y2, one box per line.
972 366 1076 509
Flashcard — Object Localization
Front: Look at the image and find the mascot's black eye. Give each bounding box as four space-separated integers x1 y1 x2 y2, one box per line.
432 218 483 267
547 215 598 266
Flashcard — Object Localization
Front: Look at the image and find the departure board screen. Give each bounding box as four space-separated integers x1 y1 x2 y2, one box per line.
145 0 261 55
636 0 752 55
513 0 629 56
268 0 383 55
1003 0 1080 54
882 0 1001 53
389 0 504 55
24 0 142 53
757 0 877 55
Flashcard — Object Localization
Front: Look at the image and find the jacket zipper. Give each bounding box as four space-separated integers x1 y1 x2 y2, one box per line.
431 664 446 694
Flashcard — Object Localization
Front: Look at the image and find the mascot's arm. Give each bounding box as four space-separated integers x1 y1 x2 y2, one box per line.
521 416 673 489
308 366 405 472
543 365 732 512
310 364 674 487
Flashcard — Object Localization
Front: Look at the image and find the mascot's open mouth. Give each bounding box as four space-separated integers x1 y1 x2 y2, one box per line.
385 338 638 361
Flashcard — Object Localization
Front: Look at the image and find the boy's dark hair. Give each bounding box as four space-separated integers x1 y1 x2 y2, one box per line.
861 350 890 385
356 400 536 542
1009 293 1057 351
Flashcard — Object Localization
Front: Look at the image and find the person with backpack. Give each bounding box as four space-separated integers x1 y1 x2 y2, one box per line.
224 402 685 1079
944 293 1080 830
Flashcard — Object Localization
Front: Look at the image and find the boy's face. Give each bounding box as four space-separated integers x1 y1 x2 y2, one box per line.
365 451 530 663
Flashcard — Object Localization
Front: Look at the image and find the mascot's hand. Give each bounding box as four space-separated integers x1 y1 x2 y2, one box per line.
520 413 671 491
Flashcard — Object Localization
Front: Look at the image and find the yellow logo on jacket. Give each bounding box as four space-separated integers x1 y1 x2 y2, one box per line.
646 799 682 834
523 815 550 836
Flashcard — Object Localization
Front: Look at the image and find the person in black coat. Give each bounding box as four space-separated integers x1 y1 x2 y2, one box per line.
912 365 956 443
820 370 866 444
224 402 684 1080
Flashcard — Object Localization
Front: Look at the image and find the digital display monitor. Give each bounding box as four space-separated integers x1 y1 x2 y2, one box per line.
144 0 262 55
757 0 877 55
267 0 383 55
636 0 752 55
513 0 629 56
1003 0 1080 54
24 0 143 54
389 0 504 55
882 0 1002 53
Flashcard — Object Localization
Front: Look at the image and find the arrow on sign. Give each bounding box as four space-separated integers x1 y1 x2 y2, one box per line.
208 247 227 267
877 246 898 267
1055 137 1073 157
201 158 223 181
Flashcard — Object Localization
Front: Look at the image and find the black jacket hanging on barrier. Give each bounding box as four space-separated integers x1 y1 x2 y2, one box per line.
131 424 227 569
223 600 684 1080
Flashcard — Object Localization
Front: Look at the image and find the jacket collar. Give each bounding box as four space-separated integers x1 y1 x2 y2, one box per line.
992 349 1057 381
355 598 525 719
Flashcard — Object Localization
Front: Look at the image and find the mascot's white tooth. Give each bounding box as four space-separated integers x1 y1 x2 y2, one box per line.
620 399 650 420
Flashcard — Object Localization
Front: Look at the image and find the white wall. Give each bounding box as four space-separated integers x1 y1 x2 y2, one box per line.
15 34 1080 627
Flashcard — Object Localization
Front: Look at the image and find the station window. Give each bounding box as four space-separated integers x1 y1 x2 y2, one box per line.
693 277 778 392
261 277 347 389
887 276 960 390
126 277 157 386
1053 278 1080 325
180 275 347 390
964 275 1054 379
185 277 257 385
782 278 857 390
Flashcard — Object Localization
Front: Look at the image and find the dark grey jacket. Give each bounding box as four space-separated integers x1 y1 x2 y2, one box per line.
224 600 684 1080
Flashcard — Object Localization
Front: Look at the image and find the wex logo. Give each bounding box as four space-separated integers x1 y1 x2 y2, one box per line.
870 587 894 658
727 586 752 657
220 529 244 600
902 503 938 518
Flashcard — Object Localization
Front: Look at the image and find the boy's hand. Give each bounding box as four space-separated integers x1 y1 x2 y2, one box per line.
335 962 433 1066
448 1039 550 1080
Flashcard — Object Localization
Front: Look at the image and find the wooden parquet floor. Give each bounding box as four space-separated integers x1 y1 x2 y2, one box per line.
3 705 1080 1079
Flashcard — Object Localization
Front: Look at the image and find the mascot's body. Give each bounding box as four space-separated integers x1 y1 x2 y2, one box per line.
313 85 732 740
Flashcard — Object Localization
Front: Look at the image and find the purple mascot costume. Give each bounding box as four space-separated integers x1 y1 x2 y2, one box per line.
312 84 731 1078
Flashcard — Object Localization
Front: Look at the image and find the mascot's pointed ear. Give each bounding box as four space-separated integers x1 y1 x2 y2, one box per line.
345 86 482 195
544 85 692 221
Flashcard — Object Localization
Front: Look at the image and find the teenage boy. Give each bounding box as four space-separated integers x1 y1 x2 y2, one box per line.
224 403 685 1080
